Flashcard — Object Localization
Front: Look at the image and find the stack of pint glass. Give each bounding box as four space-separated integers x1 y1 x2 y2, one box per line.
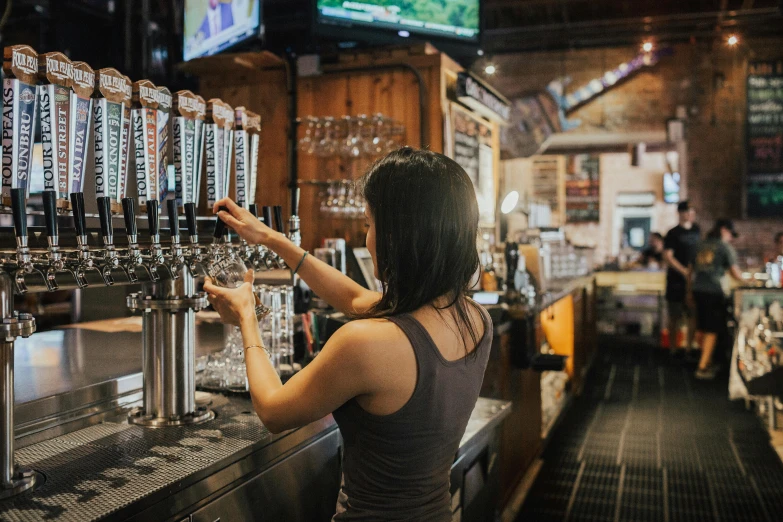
197 284 296 392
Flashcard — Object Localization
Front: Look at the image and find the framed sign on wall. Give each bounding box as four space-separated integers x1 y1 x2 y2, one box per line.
565 154 600 223
451 104 496 225
746 60 783 218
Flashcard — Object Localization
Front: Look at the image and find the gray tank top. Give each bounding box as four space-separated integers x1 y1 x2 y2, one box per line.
332 303 492 521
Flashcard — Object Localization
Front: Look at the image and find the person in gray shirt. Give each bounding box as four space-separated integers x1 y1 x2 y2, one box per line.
690 219 744 380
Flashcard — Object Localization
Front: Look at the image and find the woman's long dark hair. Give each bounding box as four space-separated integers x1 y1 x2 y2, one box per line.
357 147 482 356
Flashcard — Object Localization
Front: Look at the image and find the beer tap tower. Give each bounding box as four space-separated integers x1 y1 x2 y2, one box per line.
126 81 212 427
0 42 294 496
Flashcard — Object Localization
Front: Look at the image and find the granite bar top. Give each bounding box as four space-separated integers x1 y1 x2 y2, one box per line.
540 275 595 310
496 274 595 321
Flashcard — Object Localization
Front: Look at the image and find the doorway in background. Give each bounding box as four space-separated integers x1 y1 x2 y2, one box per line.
623 216 652 251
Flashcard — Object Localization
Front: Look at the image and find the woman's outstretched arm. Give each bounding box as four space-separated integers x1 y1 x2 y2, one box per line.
212 197 381 316
204 271 378 433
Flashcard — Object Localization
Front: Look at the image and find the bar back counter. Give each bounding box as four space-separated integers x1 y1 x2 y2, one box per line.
479 276 598 513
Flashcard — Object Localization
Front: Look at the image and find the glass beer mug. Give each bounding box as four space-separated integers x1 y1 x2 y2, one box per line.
208 213 270 320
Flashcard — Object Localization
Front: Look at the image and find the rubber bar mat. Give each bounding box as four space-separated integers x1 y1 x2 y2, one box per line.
517 342 783 522
0 395 274 522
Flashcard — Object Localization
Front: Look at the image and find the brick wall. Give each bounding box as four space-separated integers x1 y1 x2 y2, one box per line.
479 37 783 262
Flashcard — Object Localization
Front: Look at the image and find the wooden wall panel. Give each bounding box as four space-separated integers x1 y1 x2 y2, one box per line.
199 68 290 217
190 49 477 252
296 58 443 251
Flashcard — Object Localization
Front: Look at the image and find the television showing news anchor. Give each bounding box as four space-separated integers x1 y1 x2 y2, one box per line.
183 0 261 62
198 0 234 40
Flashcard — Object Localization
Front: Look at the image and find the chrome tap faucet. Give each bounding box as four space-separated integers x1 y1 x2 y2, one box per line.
9 189 35 284
143 201 168 281
97 197 120 273
121 197 148 283
210 208 230 259
96 196 129 285
166 199 185 278
288 188 302 249
263 206 283 269
68 192 103 288
248 204 272 270
183 202 204 276
41 191 66 291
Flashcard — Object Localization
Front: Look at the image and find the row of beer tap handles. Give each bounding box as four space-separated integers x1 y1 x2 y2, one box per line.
7 185 297 292
1 44 300 293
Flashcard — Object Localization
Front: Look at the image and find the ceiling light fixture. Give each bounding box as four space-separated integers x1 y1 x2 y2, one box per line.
727 35 739 46
642 41 654 53
485 64 496 75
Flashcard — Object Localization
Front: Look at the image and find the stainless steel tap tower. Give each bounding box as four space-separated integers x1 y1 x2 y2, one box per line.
0 272 38 498
127 270 212 427
123 83 216 427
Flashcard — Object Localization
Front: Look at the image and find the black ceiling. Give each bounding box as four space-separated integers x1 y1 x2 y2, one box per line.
483 0 783 52
1 0 781 72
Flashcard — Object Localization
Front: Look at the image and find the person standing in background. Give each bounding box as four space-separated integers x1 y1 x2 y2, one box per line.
663 201 701 353
691 219 744 379
640 232 666 270
625 232 666 271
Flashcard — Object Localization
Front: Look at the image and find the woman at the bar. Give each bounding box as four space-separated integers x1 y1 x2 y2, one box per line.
206 147 492 521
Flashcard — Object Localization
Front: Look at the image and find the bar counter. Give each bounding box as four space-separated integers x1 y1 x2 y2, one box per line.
479 275 598 512
3 320 511 521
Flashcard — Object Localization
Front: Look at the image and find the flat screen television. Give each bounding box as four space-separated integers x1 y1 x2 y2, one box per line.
316 0 481 43
183 0 264 62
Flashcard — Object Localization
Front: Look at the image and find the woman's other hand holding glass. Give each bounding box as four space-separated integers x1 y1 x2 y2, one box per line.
205 269 258 327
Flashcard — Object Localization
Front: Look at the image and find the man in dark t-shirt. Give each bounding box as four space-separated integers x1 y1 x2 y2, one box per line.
664 201 701 350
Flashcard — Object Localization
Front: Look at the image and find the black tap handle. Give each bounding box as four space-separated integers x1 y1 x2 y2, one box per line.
184 202 198 238
146 200 160 238
70 192 87 238
122 197 137 238
249 204 259 218
42 191 59 239
213 206 228 239
97 196 113 241
167 199 180 238
273 205 284 233
291 187 300 216
262 206 273 229
10 188 27 240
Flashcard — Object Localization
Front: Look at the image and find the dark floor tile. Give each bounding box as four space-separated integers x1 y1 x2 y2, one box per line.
516 343 782 522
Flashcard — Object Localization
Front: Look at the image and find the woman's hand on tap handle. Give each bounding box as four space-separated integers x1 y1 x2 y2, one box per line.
213 198 282 247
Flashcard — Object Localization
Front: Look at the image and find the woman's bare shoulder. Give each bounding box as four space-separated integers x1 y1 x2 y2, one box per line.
333 318 404 346
332 318 412 359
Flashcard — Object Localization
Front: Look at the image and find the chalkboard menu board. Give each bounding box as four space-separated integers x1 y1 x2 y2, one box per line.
746 60 783 218
452 105 495 224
